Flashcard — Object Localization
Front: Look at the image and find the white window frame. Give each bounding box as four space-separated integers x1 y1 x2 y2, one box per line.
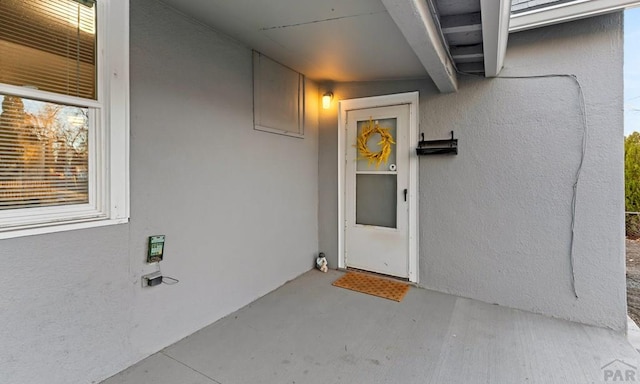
0 0 129 239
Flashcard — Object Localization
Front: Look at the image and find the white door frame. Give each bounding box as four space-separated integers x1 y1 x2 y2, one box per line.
338 91 419 283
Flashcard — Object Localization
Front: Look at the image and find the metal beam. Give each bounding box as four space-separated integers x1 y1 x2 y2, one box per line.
510 0 640 32
381 0 458 93
457 62 485 73
450 44 484 60
441 12 482 34
480 0 512 77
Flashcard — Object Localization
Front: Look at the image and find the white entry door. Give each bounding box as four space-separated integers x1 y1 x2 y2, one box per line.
344 104 410 278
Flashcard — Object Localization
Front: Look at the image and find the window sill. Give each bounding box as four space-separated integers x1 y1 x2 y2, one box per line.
0 217 129 240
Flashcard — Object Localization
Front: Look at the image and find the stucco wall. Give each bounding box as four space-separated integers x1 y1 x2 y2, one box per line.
0 0 319 383
318 13 625 330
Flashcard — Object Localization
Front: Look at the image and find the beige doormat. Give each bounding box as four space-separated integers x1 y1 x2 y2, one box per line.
332 272 410 302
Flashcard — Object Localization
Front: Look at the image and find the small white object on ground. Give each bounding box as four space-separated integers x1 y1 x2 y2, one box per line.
316 253 328 273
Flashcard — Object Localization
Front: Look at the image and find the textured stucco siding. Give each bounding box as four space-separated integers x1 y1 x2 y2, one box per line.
0 4 625 384
318 13 625 330
0 0 319 383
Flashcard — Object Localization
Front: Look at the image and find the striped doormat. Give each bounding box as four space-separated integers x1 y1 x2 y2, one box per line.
332 272 410 302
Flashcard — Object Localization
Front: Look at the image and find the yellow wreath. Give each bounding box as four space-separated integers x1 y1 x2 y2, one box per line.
357 118 395 168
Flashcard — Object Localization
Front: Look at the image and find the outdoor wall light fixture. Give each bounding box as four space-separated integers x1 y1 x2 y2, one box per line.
322 92 333 109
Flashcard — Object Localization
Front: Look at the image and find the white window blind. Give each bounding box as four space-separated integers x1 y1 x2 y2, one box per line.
0 0 96 99
0 0 95 211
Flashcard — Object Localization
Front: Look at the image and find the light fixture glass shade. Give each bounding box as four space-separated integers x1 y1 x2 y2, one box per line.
322 92 333 109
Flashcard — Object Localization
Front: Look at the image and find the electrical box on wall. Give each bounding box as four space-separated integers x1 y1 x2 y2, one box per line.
147 235 165 263
142 271 162 287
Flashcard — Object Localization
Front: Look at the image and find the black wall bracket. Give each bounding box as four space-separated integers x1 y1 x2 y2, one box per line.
416 131 458 156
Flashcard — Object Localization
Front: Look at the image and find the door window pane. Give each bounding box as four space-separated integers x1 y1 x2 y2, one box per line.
356 117 397 172
356 174 397 228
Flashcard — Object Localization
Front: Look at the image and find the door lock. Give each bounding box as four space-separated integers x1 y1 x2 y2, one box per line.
403 189 408 202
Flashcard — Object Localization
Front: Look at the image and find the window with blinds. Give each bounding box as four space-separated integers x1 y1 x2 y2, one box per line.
0 96 89 209
0 0 96 99
0 0 96 211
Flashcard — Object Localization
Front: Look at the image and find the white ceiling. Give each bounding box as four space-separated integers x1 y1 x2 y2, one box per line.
157 0 632 86
158 0 429 82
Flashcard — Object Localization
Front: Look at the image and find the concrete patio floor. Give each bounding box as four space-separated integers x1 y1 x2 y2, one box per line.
103 270 640 384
